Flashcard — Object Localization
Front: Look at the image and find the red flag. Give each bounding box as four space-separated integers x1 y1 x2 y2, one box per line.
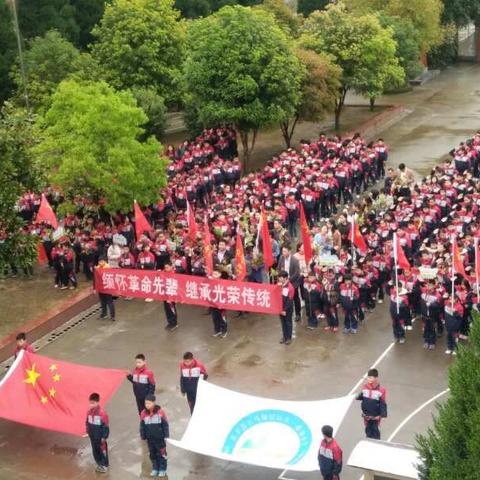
260 209 274 269
37 242 49 265
36 194 58 229
187 200 198 243
0 351 126 436
203 216 214 277
235 229 247 281
350 218 367 255
394 233 410 269
299 203 313 266
134 200 153 240
452 236 465 277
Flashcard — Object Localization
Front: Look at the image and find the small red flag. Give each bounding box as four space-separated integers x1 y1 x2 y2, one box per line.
0 351 126 436
36 194 58 229
452 236 465 277
37 242 49 265
350 218 367 255
299 203 313 266
394 233 410 270
203 216 214 277
187 200 198 243
260 209 274 269
133 200 153 240
235 229 247 281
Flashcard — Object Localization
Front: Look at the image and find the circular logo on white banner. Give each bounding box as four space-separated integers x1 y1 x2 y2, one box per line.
222 409 312 465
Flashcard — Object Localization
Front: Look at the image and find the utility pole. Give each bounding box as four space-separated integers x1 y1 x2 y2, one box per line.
8 0 30 110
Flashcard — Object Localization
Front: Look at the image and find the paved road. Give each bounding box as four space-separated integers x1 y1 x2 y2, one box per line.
1 63 479 480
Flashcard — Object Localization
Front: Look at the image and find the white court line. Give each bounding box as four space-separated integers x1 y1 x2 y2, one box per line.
277 341 396 480
386 388 449 442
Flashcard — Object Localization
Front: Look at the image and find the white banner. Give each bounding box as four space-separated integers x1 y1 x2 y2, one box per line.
169 380 354 472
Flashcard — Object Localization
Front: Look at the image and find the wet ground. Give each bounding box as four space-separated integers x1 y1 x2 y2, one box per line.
1 62 479 480
0 301 451 480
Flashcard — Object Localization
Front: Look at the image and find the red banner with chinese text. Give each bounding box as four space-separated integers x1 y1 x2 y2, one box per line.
94 268 282 314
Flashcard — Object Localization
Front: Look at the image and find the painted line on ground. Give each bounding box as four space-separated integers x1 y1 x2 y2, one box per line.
386 389 449 442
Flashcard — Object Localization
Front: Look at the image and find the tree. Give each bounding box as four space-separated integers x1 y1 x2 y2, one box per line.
256 0 302 36
379 15 423 80
17 0 80 45
72 0 106 49
0 102 41 273
91 0 185 105
34 80 168 213
184 5 302 168
297 0 330 17
0 0 17 104
300 3 404 128
345 0 444 53
417 311 480 479
11 30 80 111
174 0 211 18
131 87 167 140
280 48 341 147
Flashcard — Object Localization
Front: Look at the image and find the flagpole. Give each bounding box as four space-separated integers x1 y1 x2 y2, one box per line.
351 216 356 268
393 233 400 314
475 237 479 303
451 235 455 310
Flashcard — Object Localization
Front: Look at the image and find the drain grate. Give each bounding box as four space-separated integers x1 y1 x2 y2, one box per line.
1 305 100 373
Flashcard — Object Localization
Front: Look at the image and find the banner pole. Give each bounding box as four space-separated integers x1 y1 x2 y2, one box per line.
475 237 480 303
451 235 455 310
393 233 400 314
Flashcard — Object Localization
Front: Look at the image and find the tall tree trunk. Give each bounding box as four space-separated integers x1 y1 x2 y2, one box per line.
280 121 291 148
238 129 250 172
369 97 375 111
334 87 348 131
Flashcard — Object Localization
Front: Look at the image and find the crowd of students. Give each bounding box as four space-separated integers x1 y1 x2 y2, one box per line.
16 125 480 353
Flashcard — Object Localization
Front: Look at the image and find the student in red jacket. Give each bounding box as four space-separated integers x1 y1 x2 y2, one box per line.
318 425 343 480
180 352 208 413
86 392 109 474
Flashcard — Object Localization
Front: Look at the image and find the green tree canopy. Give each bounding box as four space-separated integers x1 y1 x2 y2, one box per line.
300 2 404 128
184 5 302 167
0 102 40 272
17 0 80 45
379 14 423 80
255 0 302 36
11 30 80 111
131 87 167 140
345 0 444 52
174 0 211 18
297 0 330 17
417 311 480 479
72 0 106 49
280 48 341 147
91 0 185 105
34 80 168 213
0 0 17 104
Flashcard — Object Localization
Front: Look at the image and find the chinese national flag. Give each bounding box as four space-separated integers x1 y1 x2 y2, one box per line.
452 236 466 278
260 209 274 269
36 194 58 229
203 216 214 277
350 218 367 255
394 233 410 270
0 351 126 436
134 200 153 240
187 199 198 243
299 203 313 266
235 229 247 281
